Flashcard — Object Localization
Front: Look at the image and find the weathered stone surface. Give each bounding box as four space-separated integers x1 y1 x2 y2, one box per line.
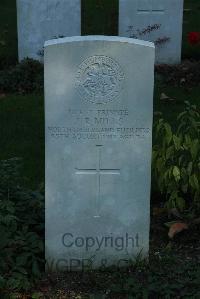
119 0 184 64
45 36 154 271
17 0 81 61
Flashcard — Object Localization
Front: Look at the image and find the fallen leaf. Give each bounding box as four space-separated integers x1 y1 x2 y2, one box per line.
160 93 175 102
160 93 169 100
165 221 180 228
168 222 188 239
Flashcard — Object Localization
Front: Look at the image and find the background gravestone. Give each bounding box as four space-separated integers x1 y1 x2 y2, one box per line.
17 0 81 61
45 36 154 271
119 0 184 64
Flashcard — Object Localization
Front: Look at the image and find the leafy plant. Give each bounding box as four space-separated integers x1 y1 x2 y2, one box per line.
155 60 200 87
0 59 44 94
152 101 200 212
107 252 200 298
0 158 44 294
149 253 200 298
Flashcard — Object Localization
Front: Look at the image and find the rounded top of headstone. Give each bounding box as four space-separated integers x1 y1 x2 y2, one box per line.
44 35 155 48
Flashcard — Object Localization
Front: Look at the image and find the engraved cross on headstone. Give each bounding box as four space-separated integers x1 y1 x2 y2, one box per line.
137 1 165 15
75 145 120 218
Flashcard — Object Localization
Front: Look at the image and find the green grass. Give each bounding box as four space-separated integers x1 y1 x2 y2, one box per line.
0 0 199 67
0 94 44 188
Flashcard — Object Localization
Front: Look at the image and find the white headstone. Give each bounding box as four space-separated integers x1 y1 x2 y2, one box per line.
45 36 154 271
119 0 184 64
17 0 81 61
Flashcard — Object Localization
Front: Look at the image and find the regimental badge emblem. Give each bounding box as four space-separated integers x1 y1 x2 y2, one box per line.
75 55 125 104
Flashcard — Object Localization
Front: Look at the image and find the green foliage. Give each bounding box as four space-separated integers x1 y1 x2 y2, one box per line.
155 61 200 87
108 253 200 298
149 253 200 298
152 101 200 211
0 158 44 294
0 59 44 94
